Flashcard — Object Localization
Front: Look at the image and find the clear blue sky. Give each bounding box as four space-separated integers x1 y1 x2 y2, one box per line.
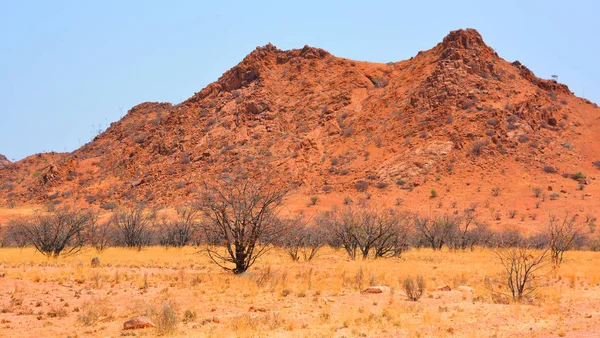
1 0 598 161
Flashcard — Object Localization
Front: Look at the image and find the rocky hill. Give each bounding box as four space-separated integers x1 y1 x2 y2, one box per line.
1 29 599 225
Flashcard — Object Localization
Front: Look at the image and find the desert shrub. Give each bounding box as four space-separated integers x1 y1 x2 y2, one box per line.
403 275 426 301
322 185 334 192
507 115 518 123
533 187 542 198
99 201 118 211
78 297 115 326
506 123 518 130
430 189 437 198
549 193 560 200
376 182 388 189
487 118 499 126
542 166 557 174
571 172 586 180
517 135 530 143
396 179 406 186
593 161 600 169
471 140 488 156
354 181 369 192
154 301 179 335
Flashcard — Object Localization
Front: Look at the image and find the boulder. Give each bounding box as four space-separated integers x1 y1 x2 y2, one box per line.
123 316 155 330
437 285 452 291
361 286 391 294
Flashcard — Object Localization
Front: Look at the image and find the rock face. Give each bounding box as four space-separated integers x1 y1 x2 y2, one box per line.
0 154 9 169
0 28 599 212
123 316 155 330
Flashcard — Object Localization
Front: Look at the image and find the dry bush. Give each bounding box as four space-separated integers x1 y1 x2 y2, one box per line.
403 275 425 301
78 297 115 326
471 140 488 156
155 301 179 335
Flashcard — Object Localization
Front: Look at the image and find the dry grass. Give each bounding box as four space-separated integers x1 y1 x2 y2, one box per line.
0 246 599 337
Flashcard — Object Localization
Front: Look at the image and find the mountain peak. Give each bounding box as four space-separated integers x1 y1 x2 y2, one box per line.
441 28 485 49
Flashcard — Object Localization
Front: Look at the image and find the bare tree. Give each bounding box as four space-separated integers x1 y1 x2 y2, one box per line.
277 216 325 261
12 207 93 257
321 207 410 259
546 214 585 267
112 206 155 250
490 245 549 302
373 210 412 258
157 207 199 248
195 175 288 274
413 214 458 250
85 211 112 252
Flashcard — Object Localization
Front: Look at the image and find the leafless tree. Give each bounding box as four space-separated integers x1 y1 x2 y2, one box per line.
546 214 585 267
413 214 458 250
490 245 549 302
321 207 410 259
85 211 112 252
277 216 325 261
157 207 199 248
195 174 288 274
112 206 156 250
12 207 93 257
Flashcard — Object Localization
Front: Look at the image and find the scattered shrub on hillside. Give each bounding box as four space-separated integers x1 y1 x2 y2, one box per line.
376 182 388 189
517 135 530 143
322 185 334 192
593 161 600 170
543 166 557 174
533 187 542 198
471 140 488 156
549 192 560 200
571 172 586 180
355 181 369 192
430 189 437 198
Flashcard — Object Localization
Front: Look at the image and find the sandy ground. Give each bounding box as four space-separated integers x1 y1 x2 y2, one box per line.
0 247 599 337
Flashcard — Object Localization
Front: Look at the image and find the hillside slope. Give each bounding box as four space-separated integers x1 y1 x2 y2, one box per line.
1 29 599 228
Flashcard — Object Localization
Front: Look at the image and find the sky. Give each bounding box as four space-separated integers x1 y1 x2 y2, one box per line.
1 0 598 161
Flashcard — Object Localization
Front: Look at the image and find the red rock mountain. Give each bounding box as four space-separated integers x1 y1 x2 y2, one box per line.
1 29 599 223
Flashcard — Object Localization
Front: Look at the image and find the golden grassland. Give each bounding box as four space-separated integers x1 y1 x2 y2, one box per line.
1 246 600 337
